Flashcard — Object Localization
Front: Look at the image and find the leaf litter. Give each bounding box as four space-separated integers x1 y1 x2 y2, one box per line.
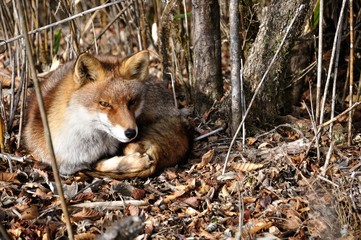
1 112 360 239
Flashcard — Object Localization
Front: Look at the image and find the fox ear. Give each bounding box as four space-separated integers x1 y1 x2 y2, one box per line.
74 53 104 85
120 50 149 81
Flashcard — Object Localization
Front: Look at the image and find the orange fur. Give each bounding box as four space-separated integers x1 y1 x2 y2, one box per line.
24 51 192 179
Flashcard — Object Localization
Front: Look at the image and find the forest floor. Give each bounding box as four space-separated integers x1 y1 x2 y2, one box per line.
1 92 361 239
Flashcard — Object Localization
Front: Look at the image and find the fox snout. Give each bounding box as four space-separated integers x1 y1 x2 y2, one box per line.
124 128 137 139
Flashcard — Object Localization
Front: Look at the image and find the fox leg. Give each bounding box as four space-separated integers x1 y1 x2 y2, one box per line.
90 117 190 180
89 141 158 179
95 152 152 173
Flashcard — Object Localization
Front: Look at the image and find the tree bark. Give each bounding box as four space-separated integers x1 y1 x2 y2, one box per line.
192 0 222 115
243 0 310 125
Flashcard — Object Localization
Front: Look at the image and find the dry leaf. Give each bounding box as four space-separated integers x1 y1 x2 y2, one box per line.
183 197 200 208
220 184 230 198
247 137 258 145
200 149 215 167
132 188 146 200
231 162 264 172
165 169 177 180
128 205 140 216
0 172 21 183
74 232 97 240
243 196 257 203
242 220 273 236
21 205 39 220
71 208 102 222
282 209 302 231
164 190 185 203
34 188 53 200
197 180 211 195
70 192 95 203
184 207 200 216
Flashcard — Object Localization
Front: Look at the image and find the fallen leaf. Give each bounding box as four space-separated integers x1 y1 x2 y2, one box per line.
0 172 21 183
74 232 97 240
200 149 215 167
21 205 39 220
164 190 185 203
247 137 258 145
183 197 200 208
231 162 264 172
34 188 53 200
132 188 146 200
128 205 140 216
71 208 102 222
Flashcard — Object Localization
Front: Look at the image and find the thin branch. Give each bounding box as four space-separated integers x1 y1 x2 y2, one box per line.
194 125 226 141
319 101 361 128
330 14 344 138
0 0 125 47
348 0 354 145
319 0 347 125
317 175 339 187
222 4 305 175
316 0 324 125
71 200 148 209
321 141 334 176
15 0 74 239
0 153 28 162
230 0 241 134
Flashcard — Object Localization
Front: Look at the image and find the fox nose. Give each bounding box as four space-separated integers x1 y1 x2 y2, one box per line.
124 128 137 139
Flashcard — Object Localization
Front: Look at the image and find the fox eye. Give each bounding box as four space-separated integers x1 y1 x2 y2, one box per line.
128 99 136 107
99 101 110 107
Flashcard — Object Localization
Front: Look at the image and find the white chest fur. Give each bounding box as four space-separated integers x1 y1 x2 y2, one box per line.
51 104 120 175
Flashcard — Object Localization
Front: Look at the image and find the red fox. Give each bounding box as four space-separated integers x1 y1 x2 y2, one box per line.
24 50 192 179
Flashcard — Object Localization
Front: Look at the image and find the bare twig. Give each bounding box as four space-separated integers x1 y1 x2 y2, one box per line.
230 0 241 134
321 141 334 176
330 14 343 138
240 59 246 146
317 175 339 188
320 102 361 128
316 0 324 124
348 0 354 145
15 0 74 239
306 82 321 161
222 5 305 175
0 0 125 47
71 200 148 209
319 0 347 125
194 125 226 141
0 153 28 162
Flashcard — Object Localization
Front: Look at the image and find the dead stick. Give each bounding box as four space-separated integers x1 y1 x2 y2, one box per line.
71 200 148 209
15 1 74 239
319 101 361 128
194 125 226 141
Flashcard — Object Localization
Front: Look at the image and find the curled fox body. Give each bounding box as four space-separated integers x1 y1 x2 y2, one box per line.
24 51 191 179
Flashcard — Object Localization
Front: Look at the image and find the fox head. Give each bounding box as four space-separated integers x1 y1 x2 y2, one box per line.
69 50 150 143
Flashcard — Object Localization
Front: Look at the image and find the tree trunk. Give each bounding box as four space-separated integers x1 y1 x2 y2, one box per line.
192 0 222 115
243 0 310 125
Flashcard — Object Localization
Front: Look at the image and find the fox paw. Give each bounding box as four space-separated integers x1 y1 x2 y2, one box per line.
95 153 153 173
